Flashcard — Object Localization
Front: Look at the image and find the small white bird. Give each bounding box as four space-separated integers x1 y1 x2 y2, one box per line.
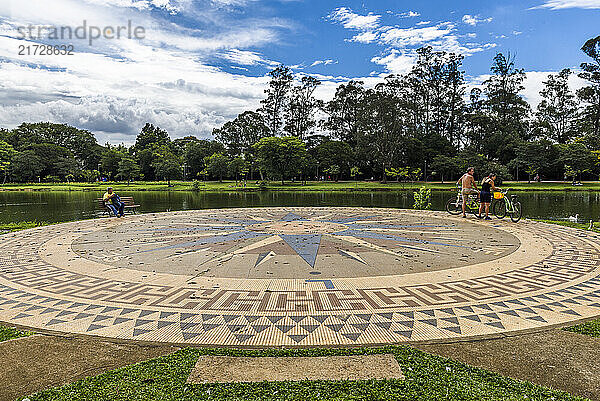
567 214 579 223
589 220 594 230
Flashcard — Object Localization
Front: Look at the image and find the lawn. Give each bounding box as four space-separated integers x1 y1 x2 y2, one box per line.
1 180 600 193
22 346 587 401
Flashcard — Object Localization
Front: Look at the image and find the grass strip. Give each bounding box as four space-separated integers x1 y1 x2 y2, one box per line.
2 181 600 193
22 346 586 401
0 325 34 342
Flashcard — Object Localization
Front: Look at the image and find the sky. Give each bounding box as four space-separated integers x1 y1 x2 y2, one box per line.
0 0 599 144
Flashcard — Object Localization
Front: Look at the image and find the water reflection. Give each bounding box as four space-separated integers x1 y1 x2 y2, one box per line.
0 190 598 224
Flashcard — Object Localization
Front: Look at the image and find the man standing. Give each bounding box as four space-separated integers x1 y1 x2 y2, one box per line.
103 187 125 218
457 167 478 218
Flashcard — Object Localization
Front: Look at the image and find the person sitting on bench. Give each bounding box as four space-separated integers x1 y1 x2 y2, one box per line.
103 187 125 218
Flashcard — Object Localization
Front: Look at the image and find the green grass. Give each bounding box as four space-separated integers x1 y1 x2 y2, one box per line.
0 325 33 342
565 320 600 338
0 221 51 233
533 219 600 233
21 346 587 401
2 180 600 193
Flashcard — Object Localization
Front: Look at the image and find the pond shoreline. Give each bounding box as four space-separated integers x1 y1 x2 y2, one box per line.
1 181 600 193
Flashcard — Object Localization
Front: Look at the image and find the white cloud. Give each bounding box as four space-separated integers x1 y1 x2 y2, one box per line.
512 30 523 35
327 7 498 74
349 31 378 44
327 7 381 31
468 70 588 108
533 0 600 9
371 50 417 74
462 14 493 26
0 0 289 143
219 49 278 66
310 59 336 67
379 23 454 47
397 11 420 18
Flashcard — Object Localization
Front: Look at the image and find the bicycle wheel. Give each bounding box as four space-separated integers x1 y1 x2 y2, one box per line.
510 201 522 222
445 198 462 215
493 200 506 219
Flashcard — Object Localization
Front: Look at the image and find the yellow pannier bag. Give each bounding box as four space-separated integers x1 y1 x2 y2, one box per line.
494 192 504 200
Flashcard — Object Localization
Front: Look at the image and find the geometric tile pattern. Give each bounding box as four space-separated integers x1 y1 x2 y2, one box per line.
1 207 600 346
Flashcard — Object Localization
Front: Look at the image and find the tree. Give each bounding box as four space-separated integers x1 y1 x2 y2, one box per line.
9 150 44 182
54 157 79 181
229 156 249 185
430 155 459 183
0 141 16 184
6 122 100 169
132 123 170 152
132 124 171 181
406 47 466 146
100 146 126 179
324 80 366 144
204 153 230 182
284 76 322 140
116 156 141 182
184 140 226 179
535 69 578 144
253 136 307 184
312 140 353 178
152 148 182 186
578 36 600 146
481 53 531 163
213 111 269 156
559 142 596 182
356 85 407 183
260 66 293 136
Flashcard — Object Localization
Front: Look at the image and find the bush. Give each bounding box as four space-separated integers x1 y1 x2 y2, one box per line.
258 180 268 190
413 186 431 210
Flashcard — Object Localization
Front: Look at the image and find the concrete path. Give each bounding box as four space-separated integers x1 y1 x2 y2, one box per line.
416 329 600 401
0 334 178 401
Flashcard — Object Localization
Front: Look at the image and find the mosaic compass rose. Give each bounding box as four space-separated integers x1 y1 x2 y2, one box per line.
72 209 519 279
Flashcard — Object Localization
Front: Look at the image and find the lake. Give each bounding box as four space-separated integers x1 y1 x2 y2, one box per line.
0 190 598 224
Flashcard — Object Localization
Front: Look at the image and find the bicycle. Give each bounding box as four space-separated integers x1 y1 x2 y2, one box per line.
492 189 522 222
445 187 481 216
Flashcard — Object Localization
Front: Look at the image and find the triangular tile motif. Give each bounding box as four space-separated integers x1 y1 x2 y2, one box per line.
341 332 362 342
45 319 66 326
182 332 202 341
114 317 133 325
119 308 137 316
201 323 220 331
12 312 31 320
133 328 152 337
394 330 412 339
86 324 105 332
73 312 93 320
288 334 308 343
159 311 177 319
138 310 158 318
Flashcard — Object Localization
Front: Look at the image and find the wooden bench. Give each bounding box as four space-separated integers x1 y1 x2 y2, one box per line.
96 196 140 216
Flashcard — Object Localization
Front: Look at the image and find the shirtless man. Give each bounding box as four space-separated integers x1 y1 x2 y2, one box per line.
457 167 478 218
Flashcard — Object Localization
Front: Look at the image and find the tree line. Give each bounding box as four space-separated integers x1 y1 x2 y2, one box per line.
1 36 599 185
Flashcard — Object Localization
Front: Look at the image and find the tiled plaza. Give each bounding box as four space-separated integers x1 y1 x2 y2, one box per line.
1 208 599 347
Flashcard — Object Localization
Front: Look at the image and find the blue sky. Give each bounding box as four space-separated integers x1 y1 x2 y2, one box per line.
0 0 598 143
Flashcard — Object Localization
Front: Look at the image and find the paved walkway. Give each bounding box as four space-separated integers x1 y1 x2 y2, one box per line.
1 207 600 347
417 329 600 401
0 334 177 401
